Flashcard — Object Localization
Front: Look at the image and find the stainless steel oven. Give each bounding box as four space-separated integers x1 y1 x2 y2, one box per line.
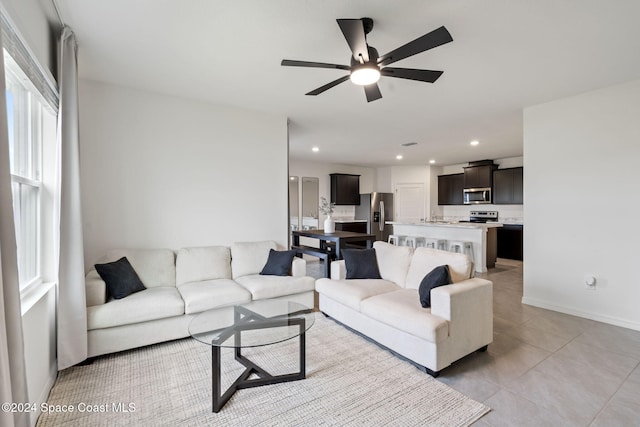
463 187 491 204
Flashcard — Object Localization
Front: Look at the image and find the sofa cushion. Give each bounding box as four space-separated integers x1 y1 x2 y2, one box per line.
94 257 146 300
87 287 184 330
101 249 176 288
405 247 473 289
372 241 413 287
176 246 232 286
231 241 277 278
360 289 449 343
260 249 297 276
177 279 252 315
235 274 315 300
418 265 452 308
315 278 400 311
342 248 381 279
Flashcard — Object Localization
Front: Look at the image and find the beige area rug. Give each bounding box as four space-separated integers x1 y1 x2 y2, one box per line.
37 313 489 426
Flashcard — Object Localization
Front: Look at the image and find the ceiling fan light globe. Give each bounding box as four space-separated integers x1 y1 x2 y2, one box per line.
350 66 381 86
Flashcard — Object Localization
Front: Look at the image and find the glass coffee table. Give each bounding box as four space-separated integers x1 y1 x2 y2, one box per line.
189 300 315 412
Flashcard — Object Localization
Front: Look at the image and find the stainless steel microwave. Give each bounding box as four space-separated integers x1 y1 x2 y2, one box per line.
463 187 491 204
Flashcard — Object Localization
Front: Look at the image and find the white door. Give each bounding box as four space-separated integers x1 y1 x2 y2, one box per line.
395 183 424 223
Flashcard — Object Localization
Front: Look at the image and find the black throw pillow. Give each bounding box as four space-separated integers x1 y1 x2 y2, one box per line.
94 257 146 300
419 265 452 308
260 249 297 276
343 248 382 280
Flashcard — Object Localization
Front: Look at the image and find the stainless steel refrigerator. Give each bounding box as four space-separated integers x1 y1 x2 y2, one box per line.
355 193 394 242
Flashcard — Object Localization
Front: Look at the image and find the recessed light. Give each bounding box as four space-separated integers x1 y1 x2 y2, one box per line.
470 140 479 146
396 155 403 160
429 159 436 164
312 147 319 152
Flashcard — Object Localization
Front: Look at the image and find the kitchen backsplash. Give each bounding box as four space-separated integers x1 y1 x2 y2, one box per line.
440 205 524 224
318 205 523 224
330 206 356 220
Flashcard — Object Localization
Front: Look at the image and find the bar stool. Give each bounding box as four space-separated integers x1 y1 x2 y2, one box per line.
388 235 404 246
404 236 426 248
448 241 474 260
424 238 448 251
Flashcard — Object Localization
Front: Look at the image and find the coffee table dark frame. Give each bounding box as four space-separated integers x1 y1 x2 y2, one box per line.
208 304 308 413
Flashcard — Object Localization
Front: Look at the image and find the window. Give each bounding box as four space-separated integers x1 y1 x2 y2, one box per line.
4 49 51 289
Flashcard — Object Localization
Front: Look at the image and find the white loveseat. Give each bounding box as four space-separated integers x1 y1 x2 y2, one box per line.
315 241 493 376
85 241 315 357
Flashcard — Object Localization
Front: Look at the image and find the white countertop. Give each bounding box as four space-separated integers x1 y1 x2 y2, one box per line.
388 221 503 229
333 219 368 223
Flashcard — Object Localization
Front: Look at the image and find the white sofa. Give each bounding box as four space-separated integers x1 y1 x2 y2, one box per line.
315 241 493 376
85 240 315 357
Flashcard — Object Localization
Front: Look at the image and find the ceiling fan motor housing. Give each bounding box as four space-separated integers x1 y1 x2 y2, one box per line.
351 46 380 66
361 17 374 34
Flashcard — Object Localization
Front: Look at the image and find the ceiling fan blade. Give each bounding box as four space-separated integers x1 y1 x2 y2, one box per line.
306 75 351 96
337 19 369 62
378 26 453 67
364 83 382 102
281 59 350 70
381 67 444 83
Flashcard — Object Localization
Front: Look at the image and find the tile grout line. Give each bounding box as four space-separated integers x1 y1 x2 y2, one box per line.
586 359 640 426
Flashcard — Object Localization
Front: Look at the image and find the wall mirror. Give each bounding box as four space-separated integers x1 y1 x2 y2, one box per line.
301 177 319 230
289 176 300 231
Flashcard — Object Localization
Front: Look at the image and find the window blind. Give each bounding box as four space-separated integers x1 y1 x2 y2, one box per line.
0 7 59 112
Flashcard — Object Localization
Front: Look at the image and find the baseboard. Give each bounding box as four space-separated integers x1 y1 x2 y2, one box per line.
30 362 58 427
521 296 640 332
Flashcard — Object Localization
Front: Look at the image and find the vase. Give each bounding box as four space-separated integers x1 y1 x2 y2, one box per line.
324 216 335 233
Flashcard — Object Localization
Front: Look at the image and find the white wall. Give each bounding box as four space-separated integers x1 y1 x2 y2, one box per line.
79 80 288 269
21 288 56 426
383 165 435 221
290 161 482 225
288 158 375 222
376 166 392 193
523 79 640 330
0 0 57 75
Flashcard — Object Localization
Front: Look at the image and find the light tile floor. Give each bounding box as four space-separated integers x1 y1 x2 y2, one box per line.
306 258 640 426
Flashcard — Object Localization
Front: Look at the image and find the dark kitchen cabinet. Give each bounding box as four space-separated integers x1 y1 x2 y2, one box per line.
330 173 360 205
493 167 523 204
497 224 523 260
438 173 464 205
463 165 495 189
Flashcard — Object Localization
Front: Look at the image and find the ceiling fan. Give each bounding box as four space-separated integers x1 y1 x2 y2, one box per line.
281 18 453 102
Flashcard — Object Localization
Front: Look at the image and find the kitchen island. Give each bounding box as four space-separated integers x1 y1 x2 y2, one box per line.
389 221 502 273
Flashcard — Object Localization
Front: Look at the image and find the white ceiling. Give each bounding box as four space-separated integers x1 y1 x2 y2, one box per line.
56 0 640 167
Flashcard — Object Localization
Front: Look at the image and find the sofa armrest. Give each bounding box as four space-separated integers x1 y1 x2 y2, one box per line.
330 260 347 280
430 277 493 345
85 270 107 306
291 257 307 277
